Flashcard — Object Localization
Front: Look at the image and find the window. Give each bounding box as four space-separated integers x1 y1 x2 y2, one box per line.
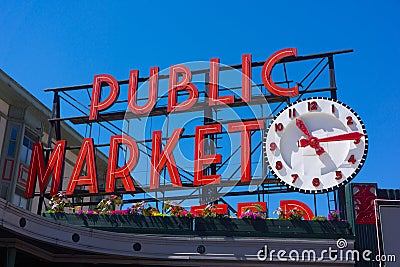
20 133 36 165
0 117 7 155
12 192 28 209
7 126 19 157
13 187 29 210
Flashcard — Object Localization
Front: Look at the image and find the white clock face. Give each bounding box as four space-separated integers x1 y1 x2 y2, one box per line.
265 97 368 193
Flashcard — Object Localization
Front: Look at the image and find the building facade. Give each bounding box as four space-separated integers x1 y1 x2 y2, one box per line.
0 69 107 213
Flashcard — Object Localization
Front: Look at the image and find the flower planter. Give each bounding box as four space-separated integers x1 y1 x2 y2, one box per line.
43 214 353 239
43 213 193 235
193 217 353 239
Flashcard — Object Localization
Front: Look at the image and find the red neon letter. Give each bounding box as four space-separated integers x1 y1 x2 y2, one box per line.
228 120 265 182
237 202 267 217
150 128 183 189
24 141 66 198
209 58 234 106
280 200 314 220
194 124 222 186
242 54 252 103
89 74 120 121
262 48 299 97
168 64 199 112
66 138 98 195
106 135 138 193
128 67 159 114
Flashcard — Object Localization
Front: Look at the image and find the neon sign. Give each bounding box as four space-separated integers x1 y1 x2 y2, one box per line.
24 48 298 198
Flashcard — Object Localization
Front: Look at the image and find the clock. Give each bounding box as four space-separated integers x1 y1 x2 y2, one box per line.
264 97 368 193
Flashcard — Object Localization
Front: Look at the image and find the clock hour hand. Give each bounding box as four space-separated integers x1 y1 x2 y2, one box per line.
295 119 313 139
296 119 325 156
298 138 325 155
317 132 364 143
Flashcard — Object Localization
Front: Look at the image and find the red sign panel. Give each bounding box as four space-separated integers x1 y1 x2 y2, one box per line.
353 183 377 224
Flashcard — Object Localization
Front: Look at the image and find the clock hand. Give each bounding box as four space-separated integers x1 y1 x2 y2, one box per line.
296 119 325 155
317 132 364 143
299 132 364 147
295 119 313 139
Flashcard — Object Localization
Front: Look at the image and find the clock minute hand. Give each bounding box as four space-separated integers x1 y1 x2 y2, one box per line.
318 132 364 143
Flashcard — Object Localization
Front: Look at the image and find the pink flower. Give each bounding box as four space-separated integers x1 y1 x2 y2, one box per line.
112 210 125 215
328 210 341 221
240 210 263 219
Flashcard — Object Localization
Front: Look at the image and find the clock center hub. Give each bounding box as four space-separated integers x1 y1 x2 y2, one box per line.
309 137 320 149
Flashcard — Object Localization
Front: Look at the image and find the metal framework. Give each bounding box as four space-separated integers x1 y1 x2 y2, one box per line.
37 49 353 216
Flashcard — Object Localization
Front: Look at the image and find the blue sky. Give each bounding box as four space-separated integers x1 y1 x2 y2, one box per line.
1 1 399 215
